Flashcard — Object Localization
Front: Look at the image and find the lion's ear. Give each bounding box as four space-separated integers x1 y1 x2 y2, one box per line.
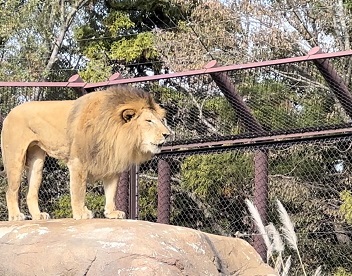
122 109 136 122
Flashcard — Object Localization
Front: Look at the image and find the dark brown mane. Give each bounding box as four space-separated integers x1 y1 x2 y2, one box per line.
104 85 158 112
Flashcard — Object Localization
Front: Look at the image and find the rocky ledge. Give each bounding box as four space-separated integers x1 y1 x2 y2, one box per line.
0 219 276 275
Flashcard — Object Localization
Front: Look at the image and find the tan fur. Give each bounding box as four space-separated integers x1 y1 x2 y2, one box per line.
1 86 170 221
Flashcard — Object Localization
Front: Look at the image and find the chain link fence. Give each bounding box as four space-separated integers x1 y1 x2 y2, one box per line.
140 136 352 275
0 51 352 274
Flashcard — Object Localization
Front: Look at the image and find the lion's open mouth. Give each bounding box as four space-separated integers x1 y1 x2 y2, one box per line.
151 143 163 148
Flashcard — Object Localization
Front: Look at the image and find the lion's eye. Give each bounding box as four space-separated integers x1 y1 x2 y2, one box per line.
146 119 153 123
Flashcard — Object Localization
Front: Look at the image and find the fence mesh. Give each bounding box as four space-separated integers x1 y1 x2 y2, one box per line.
139 136 352 274
0 55 352 274
135 56 352 144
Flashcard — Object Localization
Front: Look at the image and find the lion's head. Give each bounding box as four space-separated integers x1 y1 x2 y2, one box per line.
68 86 171 179
121 107 169 155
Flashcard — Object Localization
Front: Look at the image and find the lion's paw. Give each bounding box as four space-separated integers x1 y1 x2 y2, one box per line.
73 206 94 220
104 210 126 219
8 212 26 221
32 212 50 220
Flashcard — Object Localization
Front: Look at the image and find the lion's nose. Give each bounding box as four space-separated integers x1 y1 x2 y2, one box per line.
163 132 170 139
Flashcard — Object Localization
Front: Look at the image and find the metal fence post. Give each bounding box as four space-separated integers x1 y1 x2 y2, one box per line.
116 171 129 218
205 61 268 261
254 149 269 260
157 158 171 224
129 165 139 220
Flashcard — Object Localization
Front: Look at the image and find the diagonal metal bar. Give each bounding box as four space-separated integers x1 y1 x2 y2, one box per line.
309 46 352 119
204 61 264 132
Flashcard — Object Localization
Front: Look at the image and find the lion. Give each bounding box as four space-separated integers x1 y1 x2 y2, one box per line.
1 86 170 221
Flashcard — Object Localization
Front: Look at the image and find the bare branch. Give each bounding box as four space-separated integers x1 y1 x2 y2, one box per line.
43 0 90 80
188 91 219 134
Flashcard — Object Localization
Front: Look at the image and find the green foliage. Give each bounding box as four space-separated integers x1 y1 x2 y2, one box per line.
203 96 240 134
75 6 139 82
75 0 188 81
138 179 158 222
267 142 352 274
334 267 352 276
105 11 135 35
107 0 189 29
203 96 235 119
52 193 105 219
270 147 330 184
110 32 158 62
340 190 352 224
79 59 113 83
343 0 352 10
0 0 85 82
240 81 296 130
0 177 7 221
239 80 344 131
181 152 253 200
149 83 241 139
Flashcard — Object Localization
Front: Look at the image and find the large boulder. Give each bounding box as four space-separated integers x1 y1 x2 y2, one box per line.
0 219 276 275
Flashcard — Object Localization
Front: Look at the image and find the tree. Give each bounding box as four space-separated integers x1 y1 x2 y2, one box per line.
155 0 246 72
0 0 90 82
74 0 193 81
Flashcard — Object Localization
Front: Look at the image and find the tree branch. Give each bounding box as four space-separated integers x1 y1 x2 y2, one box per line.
42 0 89 80
188 90 219 134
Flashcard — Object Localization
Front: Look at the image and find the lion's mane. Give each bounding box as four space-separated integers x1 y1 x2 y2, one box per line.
67 86 166 180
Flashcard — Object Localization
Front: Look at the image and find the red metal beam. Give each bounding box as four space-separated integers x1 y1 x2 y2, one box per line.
0 81 77 87
160 126 352 153
129 165 139 220
88 48 352 87
0 48 351 88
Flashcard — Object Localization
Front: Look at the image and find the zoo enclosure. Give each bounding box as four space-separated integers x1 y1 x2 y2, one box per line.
0 47 352 274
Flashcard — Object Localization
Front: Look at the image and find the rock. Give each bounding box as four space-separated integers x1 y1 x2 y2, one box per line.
0 219 276 276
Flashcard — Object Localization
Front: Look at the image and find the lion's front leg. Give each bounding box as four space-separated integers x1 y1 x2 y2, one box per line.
67 158 93 220
103 175 126 219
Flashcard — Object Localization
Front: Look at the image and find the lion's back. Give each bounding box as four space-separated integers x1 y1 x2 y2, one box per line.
2 100 75 160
